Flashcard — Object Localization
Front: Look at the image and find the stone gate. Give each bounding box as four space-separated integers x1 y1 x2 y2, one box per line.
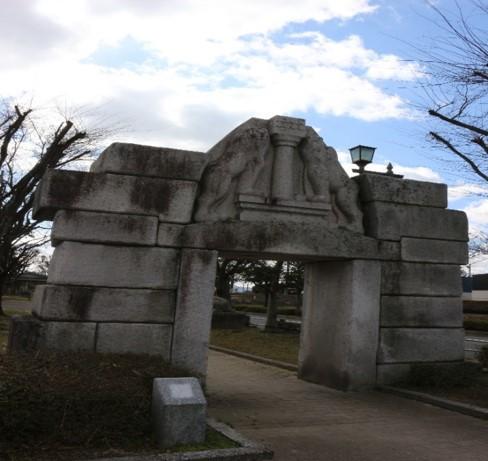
9 115 468 391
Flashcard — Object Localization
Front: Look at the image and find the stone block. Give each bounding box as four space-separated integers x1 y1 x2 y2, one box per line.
96 323 172 358
172 249 218 377
52 210 158 246
182 221 397 261
363 202 468 241
381 296 463 327
42 321 97 352
90 142 206 181
356 174 448 208
401 237 468 264
152 377 207 448
381 262 462 296
377 328 464 363
157 223 185 248
376 364 412 385
377 362 467 385
33 284 175 323
48 242 179 289
33 170 197 223
299 260 381 391
7 316 43 353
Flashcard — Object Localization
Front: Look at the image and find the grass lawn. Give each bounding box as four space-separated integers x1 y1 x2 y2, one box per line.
210 327 299 365
0 352 237 461
233 304 300 317
464 314 488 332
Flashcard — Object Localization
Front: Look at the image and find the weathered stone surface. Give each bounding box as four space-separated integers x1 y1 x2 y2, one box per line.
377 328 464 363
33 284 175 323
376 364 412 385
381 262 462 296
52 210 158 246
182 222 396 261
401 237 468 264
377 362 465 385
96 323 172 358
171 249 218 378
356 174 448 208
380 296 463 327
152 377 206 448
194 115 363 231
299 260 381 391
7 316 43 353
157 223 185 248
363 202 468 241
90 143 206 181
48 242 179 289
42 321 97 352
33 170 197 223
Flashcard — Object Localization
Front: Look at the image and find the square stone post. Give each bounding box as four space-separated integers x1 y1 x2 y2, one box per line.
298 259 381 391
171 249 218 379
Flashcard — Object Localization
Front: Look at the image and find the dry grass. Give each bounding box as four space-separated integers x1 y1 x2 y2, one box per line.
0 351 237 461
211 327 299 364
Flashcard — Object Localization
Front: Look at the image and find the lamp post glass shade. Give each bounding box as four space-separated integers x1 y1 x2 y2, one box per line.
349 145 376 172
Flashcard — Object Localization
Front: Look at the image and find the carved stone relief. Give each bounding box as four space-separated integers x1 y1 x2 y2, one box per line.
193 126 270 222
193 116 364 233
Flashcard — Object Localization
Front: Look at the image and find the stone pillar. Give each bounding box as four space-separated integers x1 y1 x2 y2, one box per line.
298 259 381 391
269 116 306 200
171 249 218 379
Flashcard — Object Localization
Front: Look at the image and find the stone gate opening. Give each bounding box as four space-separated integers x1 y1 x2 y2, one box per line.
9 115 468 391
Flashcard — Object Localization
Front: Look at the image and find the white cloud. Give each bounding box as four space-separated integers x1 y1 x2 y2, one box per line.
448 184 488 202
464 199 488 228
0 0 421 150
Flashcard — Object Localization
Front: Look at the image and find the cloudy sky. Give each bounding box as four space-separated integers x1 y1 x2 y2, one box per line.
2 0 487 270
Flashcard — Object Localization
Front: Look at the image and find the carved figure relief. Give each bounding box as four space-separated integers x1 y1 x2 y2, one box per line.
300 130 363 232
193 115 364 233
194 127 270 221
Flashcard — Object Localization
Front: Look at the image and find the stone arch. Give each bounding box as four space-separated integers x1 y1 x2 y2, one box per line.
10 116 468 391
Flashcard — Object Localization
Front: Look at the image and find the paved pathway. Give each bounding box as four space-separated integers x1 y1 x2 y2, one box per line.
207 350 488 461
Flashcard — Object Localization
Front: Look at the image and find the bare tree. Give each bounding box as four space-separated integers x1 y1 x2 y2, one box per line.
0 102 103 315
419 1 487 181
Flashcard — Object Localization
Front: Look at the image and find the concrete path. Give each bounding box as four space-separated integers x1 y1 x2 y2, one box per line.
207 350 488 461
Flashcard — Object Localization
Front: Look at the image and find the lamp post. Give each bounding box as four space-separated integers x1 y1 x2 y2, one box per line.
349 145 376 174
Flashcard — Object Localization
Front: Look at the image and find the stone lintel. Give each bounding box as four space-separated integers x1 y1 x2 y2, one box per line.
33 169 197 223
52 210 158 246
181 221 397 261
363 202 468 241
90 142 206 181
33 284 175 323
356 174 448 208
48 242 179 289
381 262 462 296
377 328 465 363
96 323 172 358
380 296 463 327
401 237 468 264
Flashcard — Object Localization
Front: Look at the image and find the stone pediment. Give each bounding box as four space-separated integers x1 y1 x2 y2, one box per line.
193 115 364 233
